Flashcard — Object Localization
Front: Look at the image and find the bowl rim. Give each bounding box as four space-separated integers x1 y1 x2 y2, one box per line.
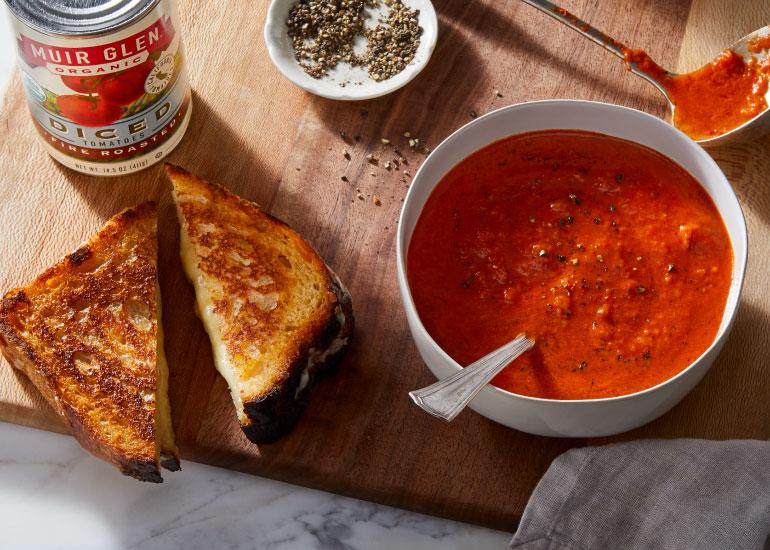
396 98 749 405
263 0 439 101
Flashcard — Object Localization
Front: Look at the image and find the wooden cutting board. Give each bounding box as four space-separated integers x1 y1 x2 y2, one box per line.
1 0 768 531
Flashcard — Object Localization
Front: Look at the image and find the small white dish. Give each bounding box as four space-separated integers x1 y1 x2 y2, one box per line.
396 100 748 438
263 0 438 100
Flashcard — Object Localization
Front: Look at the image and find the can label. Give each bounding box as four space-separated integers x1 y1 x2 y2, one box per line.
10 0 191 176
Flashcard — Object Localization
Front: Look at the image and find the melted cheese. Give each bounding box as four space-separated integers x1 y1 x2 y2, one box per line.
179 225 245 418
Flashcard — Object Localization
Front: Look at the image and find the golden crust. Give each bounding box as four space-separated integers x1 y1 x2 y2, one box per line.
167 164 353 443
0 203 178 482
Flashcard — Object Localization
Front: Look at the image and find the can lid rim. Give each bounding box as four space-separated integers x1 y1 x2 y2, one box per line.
4 0 161 37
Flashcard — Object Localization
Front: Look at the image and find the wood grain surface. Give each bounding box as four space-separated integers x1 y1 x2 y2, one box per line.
1 0 768 531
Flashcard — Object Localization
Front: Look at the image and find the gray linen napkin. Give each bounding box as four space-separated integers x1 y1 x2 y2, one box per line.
510 439 770 550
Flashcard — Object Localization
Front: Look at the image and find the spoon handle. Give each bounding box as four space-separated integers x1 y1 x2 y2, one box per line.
520 0 671 94
521 0 627 59
408 334 535 422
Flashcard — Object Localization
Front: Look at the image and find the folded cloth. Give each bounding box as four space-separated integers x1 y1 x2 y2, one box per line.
510 439 770 550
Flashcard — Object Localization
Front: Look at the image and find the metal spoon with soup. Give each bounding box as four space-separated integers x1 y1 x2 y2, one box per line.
523 0 770 146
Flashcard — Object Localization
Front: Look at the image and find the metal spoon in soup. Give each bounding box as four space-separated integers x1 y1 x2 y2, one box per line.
408 334 535 422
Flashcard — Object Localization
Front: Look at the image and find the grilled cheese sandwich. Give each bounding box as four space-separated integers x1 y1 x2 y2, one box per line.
167 164 353 443
0 202 179 481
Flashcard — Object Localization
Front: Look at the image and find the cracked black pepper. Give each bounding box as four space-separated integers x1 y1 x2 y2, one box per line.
286 0 422 82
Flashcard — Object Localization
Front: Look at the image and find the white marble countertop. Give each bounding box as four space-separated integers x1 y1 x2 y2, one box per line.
0 15 509 550
0 423 509 549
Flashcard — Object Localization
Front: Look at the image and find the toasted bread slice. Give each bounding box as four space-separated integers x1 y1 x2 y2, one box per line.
0 203 179 482
166 164 353 444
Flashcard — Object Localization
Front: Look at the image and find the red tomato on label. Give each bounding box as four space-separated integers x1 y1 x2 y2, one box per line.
58 95 123 127
61 75 104 94
97 60 155 106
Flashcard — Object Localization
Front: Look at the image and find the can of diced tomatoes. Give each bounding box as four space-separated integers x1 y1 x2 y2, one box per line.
4 0 192 176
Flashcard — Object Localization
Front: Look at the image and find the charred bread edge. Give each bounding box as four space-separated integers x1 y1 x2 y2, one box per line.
160 454 182 472
240 270 354 444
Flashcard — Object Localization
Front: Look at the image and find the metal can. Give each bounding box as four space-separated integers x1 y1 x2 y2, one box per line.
5 0 192 176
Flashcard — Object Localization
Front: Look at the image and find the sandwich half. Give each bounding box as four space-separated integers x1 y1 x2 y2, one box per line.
166 164 353 444
0 202 179 482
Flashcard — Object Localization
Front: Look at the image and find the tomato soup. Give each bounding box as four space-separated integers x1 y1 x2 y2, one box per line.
407 131 733 400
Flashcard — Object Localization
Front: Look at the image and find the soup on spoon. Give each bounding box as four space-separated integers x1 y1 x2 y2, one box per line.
624 45 770 142
522 1 770 143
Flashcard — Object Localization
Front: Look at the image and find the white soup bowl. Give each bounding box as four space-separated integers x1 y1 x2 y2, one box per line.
396 100 748 437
